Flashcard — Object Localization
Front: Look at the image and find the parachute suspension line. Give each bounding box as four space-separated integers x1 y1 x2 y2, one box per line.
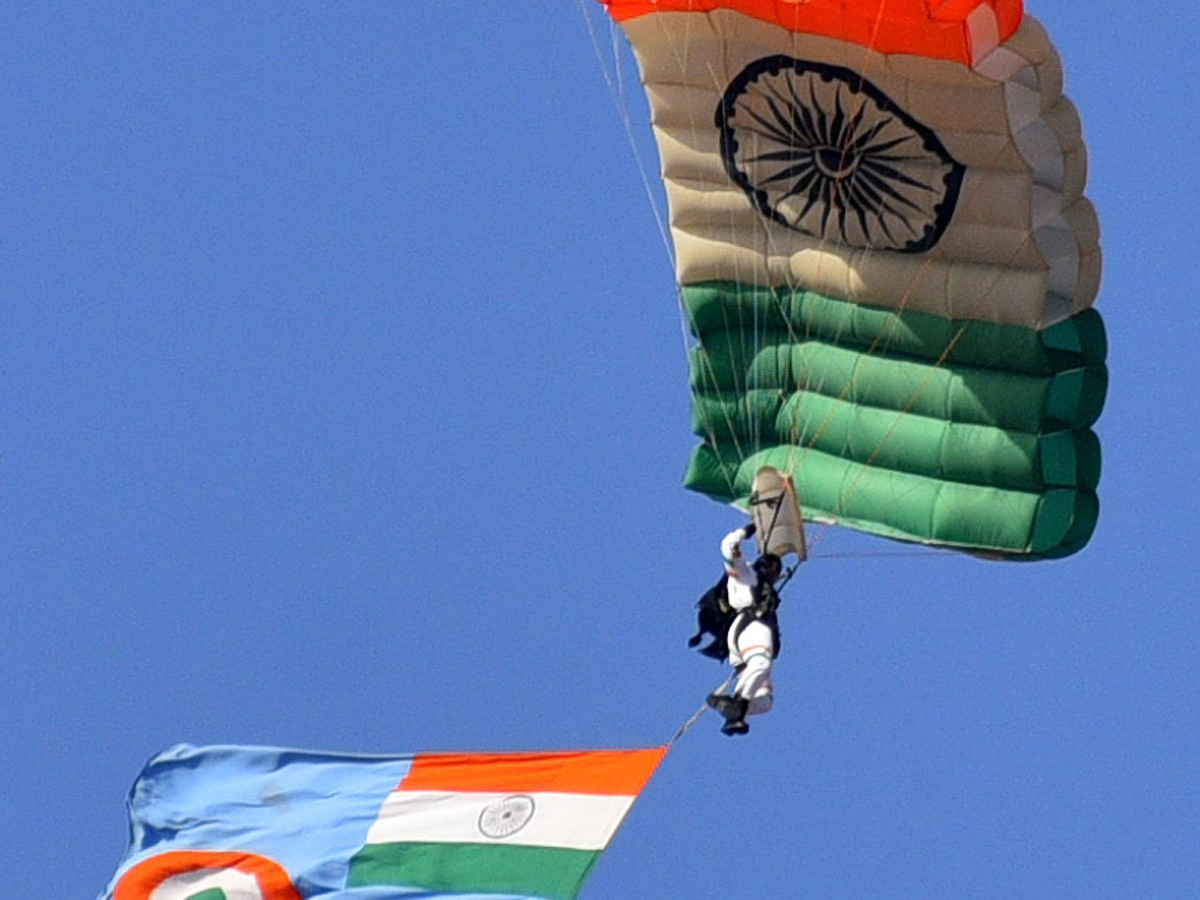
686 15 761 495
578 0 675 269
825 321 972 527
674 9 772 500
779 255 937 561
584 2 744 502
689 24 893 540
668 674 735 746
594 3 1034 560
774 560 802 595
749 33 910 505
583 3 746 497
681 287 743 499
789 260 934 459
763 5 969 557
824 230 1043 539
709 1 954 554
615 4 896 518
734 46 774 464
813 549 954 560
696 8 761 470
789 24 1056 554
670 8 818 486
801 261 965 558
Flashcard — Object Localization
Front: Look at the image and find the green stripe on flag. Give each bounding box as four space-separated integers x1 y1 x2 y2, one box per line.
347 841 602 900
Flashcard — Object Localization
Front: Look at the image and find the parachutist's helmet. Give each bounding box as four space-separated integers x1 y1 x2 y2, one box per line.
754 553 783 582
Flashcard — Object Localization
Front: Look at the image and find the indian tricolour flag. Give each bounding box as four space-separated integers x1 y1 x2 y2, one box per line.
348 748 668 900
98 743 668 900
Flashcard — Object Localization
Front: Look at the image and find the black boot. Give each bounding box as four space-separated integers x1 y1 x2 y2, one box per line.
707 693 750 736
720 697 749 736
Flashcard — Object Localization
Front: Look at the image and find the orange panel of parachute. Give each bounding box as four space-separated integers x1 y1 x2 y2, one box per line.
600 0 1024 64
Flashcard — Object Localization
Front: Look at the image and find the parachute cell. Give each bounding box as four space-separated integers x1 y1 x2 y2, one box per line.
599 0 1105 557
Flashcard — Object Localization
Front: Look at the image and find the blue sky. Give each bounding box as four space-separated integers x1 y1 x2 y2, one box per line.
1 3 1196 899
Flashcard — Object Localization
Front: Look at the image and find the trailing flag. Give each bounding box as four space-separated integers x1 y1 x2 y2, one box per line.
99 743 668 900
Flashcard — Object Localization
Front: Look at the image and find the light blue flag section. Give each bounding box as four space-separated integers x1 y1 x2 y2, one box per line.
99 743 529 900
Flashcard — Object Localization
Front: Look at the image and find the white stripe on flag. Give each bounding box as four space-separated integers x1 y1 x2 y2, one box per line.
365 790 636 851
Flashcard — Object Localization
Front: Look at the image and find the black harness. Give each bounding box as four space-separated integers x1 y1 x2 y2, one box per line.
730 581 781 660
689 575 782 662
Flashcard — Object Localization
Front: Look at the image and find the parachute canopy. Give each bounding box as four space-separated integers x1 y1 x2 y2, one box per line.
599 0 1105 558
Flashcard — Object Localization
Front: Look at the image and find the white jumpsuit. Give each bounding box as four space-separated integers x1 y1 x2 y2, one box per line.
721 527 775 716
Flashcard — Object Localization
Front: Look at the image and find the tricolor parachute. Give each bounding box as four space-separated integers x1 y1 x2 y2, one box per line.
597 0 1105 558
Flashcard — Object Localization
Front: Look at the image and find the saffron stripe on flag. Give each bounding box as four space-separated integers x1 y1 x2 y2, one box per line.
397 748 667 795
365 790 636 850
347 841 601 900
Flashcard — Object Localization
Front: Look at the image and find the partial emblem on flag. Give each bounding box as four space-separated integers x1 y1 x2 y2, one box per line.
114 850 302 900
98 744 667 900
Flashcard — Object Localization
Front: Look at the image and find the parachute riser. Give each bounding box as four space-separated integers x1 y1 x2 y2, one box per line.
749 488 786 553
749 465 809 565
774 562 799 595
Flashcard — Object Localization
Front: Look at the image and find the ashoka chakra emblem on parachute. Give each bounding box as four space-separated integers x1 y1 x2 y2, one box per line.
478 794 536 839
718 56 964 253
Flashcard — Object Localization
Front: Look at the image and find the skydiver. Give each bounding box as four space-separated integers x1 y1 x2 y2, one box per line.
703 522 784 736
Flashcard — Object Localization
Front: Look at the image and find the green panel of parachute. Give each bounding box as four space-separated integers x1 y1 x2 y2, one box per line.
683 283 1107 559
